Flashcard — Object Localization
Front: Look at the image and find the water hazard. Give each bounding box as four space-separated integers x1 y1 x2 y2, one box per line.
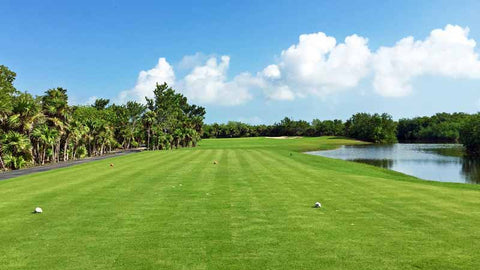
307 144 480 184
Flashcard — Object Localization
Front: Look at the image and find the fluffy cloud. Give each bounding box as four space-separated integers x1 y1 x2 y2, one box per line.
180 56 259 105
264 25 480 99
267 85 295 101
117 58 175 103
118 55 256 106
254 32 372 100
373 25 480 97
177 52 208 70
272 33 371 98
262 64 281 79
117 25 480 105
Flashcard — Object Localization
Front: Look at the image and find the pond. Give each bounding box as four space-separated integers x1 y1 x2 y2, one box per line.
307 143 480 184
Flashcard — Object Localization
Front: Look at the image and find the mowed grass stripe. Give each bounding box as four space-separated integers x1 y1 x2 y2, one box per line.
243 149 344 269
0 151 157 196
231 149 306 269
0 151 184 211
102 149 216 270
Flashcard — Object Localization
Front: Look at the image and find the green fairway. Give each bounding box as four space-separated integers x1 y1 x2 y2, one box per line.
1 137 480 269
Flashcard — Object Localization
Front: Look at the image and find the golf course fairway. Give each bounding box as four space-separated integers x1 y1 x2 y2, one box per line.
1 137 479 269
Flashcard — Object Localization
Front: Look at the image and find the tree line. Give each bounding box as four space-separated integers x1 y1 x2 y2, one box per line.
204 112 480 156
0 65 205 170
203 113 398 144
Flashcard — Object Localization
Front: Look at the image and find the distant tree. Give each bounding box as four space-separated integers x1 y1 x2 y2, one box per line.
0 65 18 118
144 83 205 150
0 66 19 170
345 113 397 143
460 114 480 156
397 113 469 142
312 119 345 136
92 98 110 110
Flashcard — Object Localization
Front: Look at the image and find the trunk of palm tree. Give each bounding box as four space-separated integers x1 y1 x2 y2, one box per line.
63 139 68 161
147 127 151 150
88 143 92 157
35 142 40 164
51 144 55 163
72 144 77 160
0 153 6 171
42 147 46 165
56 143 60 162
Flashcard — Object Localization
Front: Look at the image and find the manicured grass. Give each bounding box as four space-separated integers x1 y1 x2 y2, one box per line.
1 137 480 269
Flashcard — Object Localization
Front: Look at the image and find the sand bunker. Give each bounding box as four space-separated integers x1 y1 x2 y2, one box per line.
265 136 303 139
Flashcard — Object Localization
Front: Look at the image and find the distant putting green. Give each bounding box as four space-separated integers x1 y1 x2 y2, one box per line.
1 137 480 269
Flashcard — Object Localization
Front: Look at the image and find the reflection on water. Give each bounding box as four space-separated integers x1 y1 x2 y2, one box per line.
351 159 394 169
307 144 480 184
461 158 480 184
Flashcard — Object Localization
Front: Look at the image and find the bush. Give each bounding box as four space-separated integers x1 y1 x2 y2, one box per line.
459 114 480 156
345 113 397 143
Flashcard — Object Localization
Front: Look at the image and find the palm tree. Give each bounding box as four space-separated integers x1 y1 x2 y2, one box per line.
42 87 69 162
0 131 7 170
32 125 57 164
2 131 32 169
142 111 156 149
12 93 42 136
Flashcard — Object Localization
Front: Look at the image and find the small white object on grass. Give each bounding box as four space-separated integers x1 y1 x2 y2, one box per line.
34 207 43 213
314 202 322 208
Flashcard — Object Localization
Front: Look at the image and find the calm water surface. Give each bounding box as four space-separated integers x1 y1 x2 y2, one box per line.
307 144 480 184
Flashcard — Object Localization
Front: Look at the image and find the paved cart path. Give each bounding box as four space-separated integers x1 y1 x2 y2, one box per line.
0 149 143 181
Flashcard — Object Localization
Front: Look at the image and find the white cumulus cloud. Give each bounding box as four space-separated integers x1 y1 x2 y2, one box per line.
117 58 175 103
265 32 372 99
116 25 480 106
117 55 255 106
177 52 208 70
267 85 295 101
262 64 281 79
180 56 255 106
372 24 480 97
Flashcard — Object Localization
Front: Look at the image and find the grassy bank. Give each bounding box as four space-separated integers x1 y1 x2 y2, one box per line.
1 137 479 269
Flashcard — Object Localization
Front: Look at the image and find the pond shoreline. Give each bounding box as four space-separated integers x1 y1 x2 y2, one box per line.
307 143 479 184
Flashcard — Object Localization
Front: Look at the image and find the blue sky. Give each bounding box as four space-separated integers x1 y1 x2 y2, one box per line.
2 0 480 124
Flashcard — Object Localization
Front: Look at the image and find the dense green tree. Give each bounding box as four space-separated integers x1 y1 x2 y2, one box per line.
1 131 32 169
144 83 205 150
312 119 345 136
92 98 110 110
344 113 397 143
0 65 18 118
460 114 480 156
0 66 19 170
397 113 469 142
